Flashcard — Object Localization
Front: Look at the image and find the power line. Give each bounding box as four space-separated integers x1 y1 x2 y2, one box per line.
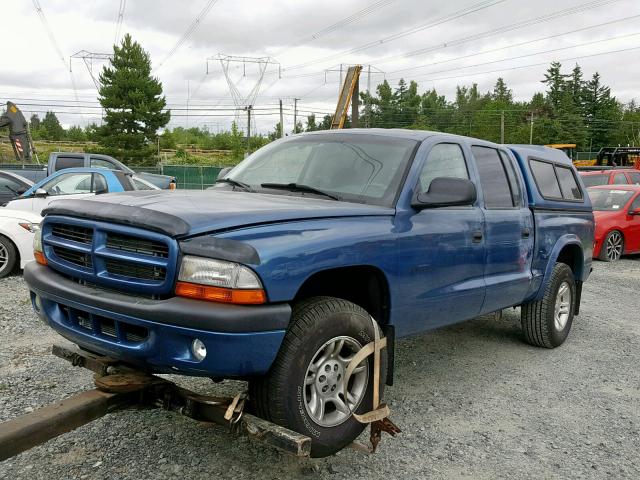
283 0 507 71
386 31 640 83
114 0 127 45
31 0 67 70
374 0 623 66
155 0 221 72
274 0 396 58
389 13 640 75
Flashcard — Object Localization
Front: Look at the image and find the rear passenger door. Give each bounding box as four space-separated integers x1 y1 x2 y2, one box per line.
472 146 534 314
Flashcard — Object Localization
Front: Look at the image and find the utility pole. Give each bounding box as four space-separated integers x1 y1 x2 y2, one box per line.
279 99 284 138
529 112 534 144
366 65 371 128
351 74 360 128
293 98 300 134
246 105 252 157
500 110 505 144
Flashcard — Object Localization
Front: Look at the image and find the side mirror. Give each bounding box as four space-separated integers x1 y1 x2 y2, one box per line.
412 177 477 210
95 188 108 195
34 188 48 198
217 167 232 179
629 207 640 215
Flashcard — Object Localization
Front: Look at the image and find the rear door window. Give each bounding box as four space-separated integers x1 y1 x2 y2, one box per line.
627 172 640 185
472 146 515 208
529 160 562 199
613 173 628 185
555 166 583 200
499 150 523 206
581 174 609 187
54 156 84 170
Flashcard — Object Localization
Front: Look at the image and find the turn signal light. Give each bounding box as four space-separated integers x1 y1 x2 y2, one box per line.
34 251 48 266
175 281 266 305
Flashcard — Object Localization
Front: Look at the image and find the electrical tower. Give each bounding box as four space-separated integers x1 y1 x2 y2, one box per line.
208 54 280 137
70 50 114 90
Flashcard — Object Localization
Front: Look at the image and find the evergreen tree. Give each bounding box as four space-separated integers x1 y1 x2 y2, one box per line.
41 111 64 140
98 34 170 162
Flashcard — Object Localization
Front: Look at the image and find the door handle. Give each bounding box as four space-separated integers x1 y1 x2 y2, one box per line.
522 228 531 239
472 230 483 242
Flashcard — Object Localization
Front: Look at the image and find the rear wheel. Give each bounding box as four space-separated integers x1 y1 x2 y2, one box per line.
521 263 575 348
0 236 18 278
249 297 385 458
599 230 623 262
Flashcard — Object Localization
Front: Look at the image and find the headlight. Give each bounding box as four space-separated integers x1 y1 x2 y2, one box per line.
32 226 47 265
19 222 39 234
176 256 265 304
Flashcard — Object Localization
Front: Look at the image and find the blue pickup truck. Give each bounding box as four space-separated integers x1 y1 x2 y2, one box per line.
24 129 594 457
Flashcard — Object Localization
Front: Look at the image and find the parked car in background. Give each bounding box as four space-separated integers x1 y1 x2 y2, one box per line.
579 168 640 187
588 185 640 261
0 208 41 278
4 152 176 189
0 170 33 205
4 167 158 215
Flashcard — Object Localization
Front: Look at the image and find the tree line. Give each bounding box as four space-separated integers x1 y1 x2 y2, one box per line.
22 33 640 165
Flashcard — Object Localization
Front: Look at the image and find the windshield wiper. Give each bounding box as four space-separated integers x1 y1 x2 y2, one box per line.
260 183 342 201
215 178 253 192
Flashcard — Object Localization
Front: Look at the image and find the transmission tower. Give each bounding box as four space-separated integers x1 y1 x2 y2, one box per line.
70 50 114 89
209 54 280 135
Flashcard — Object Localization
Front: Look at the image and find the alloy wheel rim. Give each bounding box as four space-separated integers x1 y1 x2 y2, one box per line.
554 281 572 331
303 335 368 427
0 243 8 272
606 232 623 261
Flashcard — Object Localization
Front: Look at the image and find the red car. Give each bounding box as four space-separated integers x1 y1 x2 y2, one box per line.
588 185 640 261
580 169 640 187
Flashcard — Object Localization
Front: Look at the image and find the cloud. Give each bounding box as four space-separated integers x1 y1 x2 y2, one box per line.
2 0 638 131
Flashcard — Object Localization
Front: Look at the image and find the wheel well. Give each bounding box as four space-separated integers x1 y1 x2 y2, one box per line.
294 266 391 324
0 233 20 270
555 244 583 280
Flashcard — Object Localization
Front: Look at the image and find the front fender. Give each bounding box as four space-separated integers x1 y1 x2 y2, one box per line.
215 216 397 302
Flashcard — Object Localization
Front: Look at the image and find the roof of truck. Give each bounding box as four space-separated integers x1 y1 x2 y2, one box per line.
506 145 573 165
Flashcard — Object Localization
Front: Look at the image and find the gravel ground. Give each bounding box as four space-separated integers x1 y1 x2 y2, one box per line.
1 258 639 479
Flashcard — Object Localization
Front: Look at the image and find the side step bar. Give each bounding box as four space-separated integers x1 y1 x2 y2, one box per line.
0 344 311 461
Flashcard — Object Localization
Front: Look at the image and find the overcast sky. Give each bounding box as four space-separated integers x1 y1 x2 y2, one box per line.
1 0 639 133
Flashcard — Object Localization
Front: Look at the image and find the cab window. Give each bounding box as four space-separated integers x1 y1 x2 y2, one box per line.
42 172 107 196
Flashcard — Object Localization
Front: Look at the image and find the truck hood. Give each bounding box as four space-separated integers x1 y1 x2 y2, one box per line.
42 189 394 237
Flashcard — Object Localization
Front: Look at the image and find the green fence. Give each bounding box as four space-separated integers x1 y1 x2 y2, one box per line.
161 165 223 190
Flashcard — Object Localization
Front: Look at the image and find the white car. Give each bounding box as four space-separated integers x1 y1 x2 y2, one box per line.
0 208 41 278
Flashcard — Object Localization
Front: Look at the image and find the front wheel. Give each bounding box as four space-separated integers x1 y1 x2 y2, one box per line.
0 236 18 279
521 263 575 348
599 230 624 262
249 297 385 458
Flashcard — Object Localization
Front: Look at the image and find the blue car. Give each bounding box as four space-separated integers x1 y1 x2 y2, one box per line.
5 167 156 215
24 130 594 456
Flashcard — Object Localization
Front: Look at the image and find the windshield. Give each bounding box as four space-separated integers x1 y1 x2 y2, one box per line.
588 188 634 211
581 174 609 187
216 134 418 206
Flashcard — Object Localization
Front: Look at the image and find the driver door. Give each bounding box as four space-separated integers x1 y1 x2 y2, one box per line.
394 143 486 336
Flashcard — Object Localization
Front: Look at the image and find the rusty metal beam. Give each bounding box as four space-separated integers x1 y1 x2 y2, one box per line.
0 344 312 460
0 389 133 461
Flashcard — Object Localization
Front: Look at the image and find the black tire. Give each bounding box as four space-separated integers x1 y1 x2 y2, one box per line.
249 296 386 458
598 230 624 262
0 236 18 279
521 263 575 348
